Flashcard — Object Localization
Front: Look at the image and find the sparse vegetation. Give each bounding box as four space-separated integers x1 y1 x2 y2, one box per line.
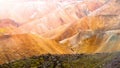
1 52 120 68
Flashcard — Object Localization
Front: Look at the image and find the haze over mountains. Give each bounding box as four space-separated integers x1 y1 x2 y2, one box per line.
0 0 120 65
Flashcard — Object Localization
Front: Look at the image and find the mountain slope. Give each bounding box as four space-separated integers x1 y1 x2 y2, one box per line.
42 15 120 42
0 19 23 36
59 15 120 53
70 31 120 53
0 33 72 64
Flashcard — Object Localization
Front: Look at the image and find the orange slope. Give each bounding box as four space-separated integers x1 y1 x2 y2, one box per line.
0 33 72 64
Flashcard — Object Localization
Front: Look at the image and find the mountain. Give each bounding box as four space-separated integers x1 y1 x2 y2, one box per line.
41 0 120 41
0 19 22 36
0 0 120 66
0 19 19 27
0 0 107 23
0 33 72 64
59 15 120 53
18 0 107 34
0 0 107 35
42 15 120 42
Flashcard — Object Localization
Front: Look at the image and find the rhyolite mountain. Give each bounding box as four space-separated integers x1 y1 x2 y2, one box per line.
0 0 120 67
